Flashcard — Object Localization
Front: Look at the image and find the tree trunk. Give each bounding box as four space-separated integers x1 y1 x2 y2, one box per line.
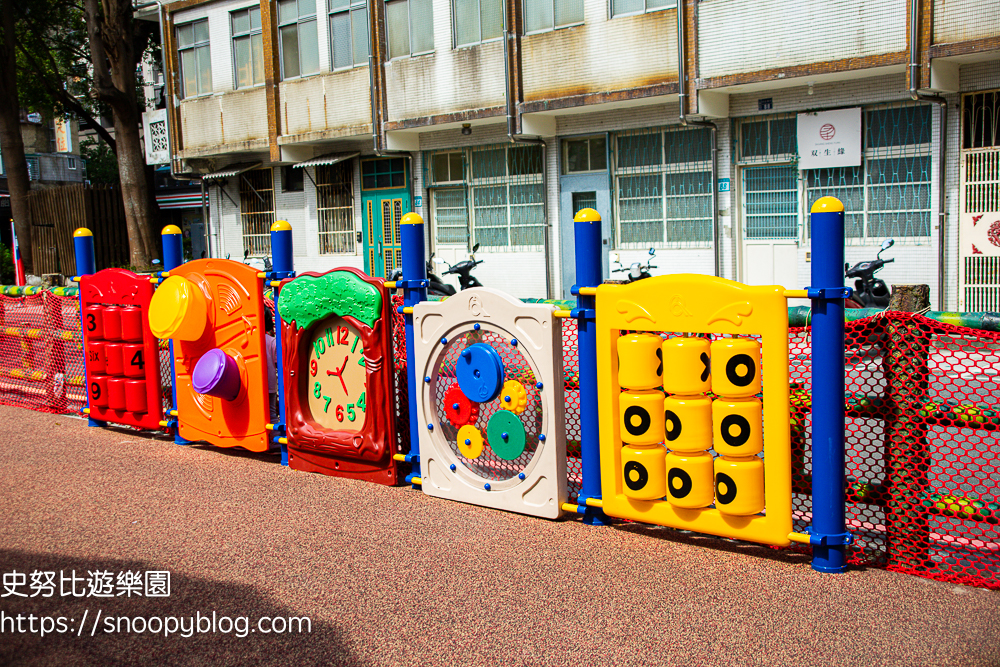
888 284 931 313
83 0 156 270
0 0 33 274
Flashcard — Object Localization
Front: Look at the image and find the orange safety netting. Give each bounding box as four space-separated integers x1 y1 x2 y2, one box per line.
790 312 1000 589
0 292 86 416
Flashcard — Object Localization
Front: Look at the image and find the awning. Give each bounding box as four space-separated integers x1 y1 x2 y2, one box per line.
293 152 359 169
156 191 209 210
201 161 261 181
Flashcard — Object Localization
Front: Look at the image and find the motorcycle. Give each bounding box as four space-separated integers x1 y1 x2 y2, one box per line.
845 238 894 308
611 247 657 282
388 252 457 297
437 243 484 291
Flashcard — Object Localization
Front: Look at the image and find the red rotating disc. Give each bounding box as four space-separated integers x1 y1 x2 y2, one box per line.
444 384 480 428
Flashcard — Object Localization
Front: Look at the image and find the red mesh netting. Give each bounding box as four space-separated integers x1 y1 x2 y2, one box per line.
562 319 583 503
790 312 1000 589
391 295 410 458
0 292 86 416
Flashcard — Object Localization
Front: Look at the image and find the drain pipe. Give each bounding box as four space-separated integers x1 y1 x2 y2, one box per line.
909 0 948 309
677 0 719 277
503 4 552 299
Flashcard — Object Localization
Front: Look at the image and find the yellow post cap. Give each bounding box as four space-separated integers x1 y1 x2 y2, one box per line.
401 212 424 226
73 228 93 237
161 224 182 235
270 220 292 232
148 275 208 341
810 196 844 213
574 208 601 223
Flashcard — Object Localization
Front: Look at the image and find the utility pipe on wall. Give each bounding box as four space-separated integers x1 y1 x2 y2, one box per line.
908 0 948 310
676 0 720 278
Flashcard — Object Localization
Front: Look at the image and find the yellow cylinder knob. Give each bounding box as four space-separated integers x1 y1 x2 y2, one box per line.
714 455 765 516
665 451 715 509
712 397 763 457
616 333 663 390
621 444 666 500
619 389 665 446
661 337 711 395
148 275 208 341
710 338 761 398
663 394 713 452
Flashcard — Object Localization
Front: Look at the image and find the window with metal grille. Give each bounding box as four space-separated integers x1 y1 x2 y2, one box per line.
806 104 932 242
453 0 502 47
177 19 211 97
963 90 1000 149
425 146 543 250
316 161 355 254
279 0 320 79
386 0 434 59
612 126 712 248
563 136 606 174
524 0 583 33
239 168 275 257
610 0 673 18
329 0 369 68
231 7 264 88
26 156 40 181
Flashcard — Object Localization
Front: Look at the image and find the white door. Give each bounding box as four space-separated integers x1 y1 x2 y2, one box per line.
958 148 1000 311
740 164 799 289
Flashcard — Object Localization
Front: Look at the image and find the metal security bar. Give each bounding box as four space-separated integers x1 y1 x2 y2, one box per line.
424 145 544 252
239 168 275 257
612 126 713 249
316 162 354 254
744 165 799 239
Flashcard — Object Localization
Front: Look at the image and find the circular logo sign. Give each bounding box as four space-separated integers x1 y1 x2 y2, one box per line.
819 123 836 140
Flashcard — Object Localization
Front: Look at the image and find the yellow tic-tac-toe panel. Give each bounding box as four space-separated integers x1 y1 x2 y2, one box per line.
596 274 792 546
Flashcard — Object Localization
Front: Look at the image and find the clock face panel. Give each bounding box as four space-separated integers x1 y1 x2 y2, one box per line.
306 315 368 433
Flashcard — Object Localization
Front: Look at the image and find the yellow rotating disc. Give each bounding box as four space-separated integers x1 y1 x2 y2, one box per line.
499 380 528 415
456 424 485 459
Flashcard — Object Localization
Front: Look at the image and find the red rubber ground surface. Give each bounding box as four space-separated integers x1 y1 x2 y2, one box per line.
1 405 998 666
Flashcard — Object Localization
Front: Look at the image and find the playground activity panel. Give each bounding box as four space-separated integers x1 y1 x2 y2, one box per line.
58 200 1000 585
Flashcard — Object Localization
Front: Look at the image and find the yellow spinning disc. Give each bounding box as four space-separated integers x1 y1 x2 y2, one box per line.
499 380 528 415
456 424 484 459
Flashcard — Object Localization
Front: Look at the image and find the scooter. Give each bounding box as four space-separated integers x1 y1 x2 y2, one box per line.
388 253 456 297
437 244 484 291
845 239 894 308
611 248 657 282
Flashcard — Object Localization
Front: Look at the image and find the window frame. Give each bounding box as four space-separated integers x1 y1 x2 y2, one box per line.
230 6 265 90
611 126 714 250
316 161 356 255
609 0 675 20
386 0 435 60
562 135 608 174
523 0 584 35
452 0 503 48
277 0 320 80
176 18 212 99
328 0 370 70
239 167 276 257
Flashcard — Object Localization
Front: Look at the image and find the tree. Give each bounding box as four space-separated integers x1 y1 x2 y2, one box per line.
83 0 158 269
79 136 119 184
0 0 35 274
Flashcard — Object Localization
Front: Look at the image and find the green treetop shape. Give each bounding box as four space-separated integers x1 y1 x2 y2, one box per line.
278 271 383 331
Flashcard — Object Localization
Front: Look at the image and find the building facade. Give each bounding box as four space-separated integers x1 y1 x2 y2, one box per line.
150 0 1000 309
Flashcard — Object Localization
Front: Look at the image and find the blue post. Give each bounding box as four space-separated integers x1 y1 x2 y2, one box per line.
400 212 428 487
73 227 105 428
160 225 190 446
809 196 850 572
574 208 607 525
270 221 295 466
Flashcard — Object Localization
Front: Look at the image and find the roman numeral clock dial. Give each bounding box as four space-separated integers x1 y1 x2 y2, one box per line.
307 317 367 431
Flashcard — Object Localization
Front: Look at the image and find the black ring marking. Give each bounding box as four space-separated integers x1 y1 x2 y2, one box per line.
664 410 681 442
668 468 692 499
716 472 738 505
700 352 710 382
720 414 751 448
624 461 649 491
726 354 756 387
624 406 651 437
655 348 663 377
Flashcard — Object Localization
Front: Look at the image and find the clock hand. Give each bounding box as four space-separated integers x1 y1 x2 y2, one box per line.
326 356 350 394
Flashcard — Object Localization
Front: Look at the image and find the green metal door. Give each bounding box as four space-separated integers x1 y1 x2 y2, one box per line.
361 157 411 278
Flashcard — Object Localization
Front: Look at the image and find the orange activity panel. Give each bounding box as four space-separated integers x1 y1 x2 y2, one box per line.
80 268 163 430
149 259 269 452
277 268 399 485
